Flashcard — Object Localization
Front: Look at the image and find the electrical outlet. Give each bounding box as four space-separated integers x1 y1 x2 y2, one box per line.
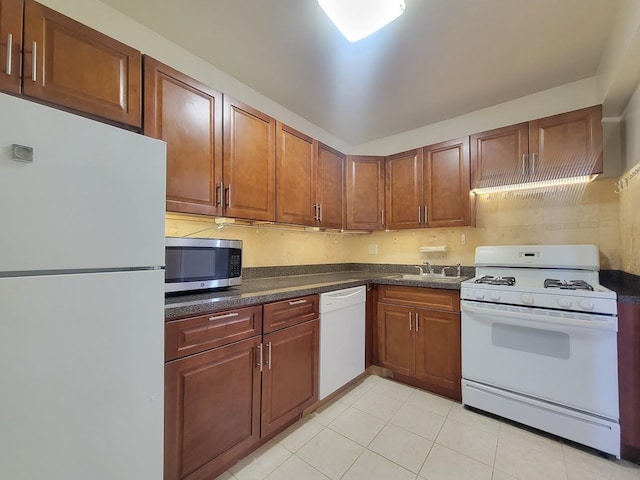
368 244 378 255
461 234 466 245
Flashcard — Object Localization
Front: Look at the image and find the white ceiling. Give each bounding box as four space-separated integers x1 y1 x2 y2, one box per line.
100 0 620 146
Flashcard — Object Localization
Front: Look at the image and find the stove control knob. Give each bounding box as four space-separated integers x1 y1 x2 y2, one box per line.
578 299 595 311
521 293 534 305
557 297 572 308
489 292 501 301
474 290 486 300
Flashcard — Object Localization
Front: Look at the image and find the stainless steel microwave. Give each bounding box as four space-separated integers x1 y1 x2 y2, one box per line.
165 237 242 293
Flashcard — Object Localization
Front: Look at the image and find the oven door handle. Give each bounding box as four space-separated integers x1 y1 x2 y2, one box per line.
461 301 617 332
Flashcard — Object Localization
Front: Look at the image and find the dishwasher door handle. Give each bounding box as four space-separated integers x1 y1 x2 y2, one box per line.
325 290 363 300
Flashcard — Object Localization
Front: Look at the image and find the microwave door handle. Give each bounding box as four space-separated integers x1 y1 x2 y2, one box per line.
461 301 616 332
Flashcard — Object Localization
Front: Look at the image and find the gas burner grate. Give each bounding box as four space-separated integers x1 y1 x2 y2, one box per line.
475 275 516 286
544 279 594 291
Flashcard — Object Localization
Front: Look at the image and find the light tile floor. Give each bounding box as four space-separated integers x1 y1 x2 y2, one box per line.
218 376 640 480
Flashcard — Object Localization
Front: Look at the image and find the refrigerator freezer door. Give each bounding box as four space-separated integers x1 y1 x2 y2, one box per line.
0 93 166 272
0 270 164 480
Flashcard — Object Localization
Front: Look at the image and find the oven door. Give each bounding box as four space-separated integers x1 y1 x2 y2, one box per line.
461 299 619 420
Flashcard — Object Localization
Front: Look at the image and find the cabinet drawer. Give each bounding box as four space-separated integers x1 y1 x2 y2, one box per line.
165 305 262 361
263 295 319 333
378 285 460 312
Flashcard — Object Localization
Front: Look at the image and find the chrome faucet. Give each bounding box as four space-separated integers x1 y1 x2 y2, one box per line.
422 261 434 274
442 263 462 277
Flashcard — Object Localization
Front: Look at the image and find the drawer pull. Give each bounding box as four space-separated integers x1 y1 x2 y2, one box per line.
416 313 419 332
409 311 412 331
288 299 307 306
208 312 239 322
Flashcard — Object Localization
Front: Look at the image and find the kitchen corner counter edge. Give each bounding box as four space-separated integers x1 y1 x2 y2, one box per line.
164 272 471 320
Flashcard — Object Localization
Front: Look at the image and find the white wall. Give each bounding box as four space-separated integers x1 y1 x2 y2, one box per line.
621 83 640 171
350 78 600 155
596 0 640 116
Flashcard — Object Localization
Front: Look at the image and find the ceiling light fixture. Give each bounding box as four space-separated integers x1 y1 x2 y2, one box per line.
471 174 600 195
318 0 406 42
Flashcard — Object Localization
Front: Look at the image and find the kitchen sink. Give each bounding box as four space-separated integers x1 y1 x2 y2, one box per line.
389 274 464 282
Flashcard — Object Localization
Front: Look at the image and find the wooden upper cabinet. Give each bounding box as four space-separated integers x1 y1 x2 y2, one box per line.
316 143 345 229
529 105 603 181
471 123 529 189
22 0 142 127
346 155 385 230
424 137 473 228
144 57 223 215
224 97 276 221
276 122 317 226
471 106 603 188
0 0 23 94
385 149 422 230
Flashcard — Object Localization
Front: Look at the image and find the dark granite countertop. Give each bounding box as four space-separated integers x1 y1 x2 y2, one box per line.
165 264 640 319
601 270 640 304
165 270 471 320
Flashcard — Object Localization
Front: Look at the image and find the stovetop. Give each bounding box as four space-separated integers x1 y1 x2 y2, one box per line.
461 268 616 315
543 279 594 291
475 275 516 286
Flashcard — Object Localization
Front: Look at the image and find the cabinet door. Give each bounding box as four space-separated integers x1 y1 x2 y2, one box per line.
617 302 640 462
385 149 422 230
276 122 317 226
22 0 142 127
423 137 473 228
261 319 319 437
0 0 22 94
414 308 461 401
376 303 414 376
316 143 345 229
529 105 603 180
346 155 385 230
164 337 262 480
470 123 529 189
144 57 223 216
224 97 276 221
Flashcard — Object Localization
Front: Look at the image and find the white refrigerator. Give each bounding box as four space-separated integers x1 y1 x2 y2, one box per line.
0 93 166 480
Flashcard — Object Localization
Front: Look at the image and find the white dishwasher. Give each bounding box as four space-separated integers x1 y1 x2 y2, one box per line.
319 286 366 400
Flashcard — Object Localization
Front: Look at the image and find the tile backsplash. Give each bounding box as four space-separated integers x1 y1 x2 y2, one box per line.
165 177 622 270
619 172 640 275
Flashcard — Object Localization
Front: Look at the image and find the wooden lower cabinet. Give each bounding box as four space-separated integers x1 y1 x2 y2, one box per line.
618 301 640 463
377 303 414 376
376 286 461 401
262 319 319 437
414 307 461 399
165 297 320 480
164 336 262 480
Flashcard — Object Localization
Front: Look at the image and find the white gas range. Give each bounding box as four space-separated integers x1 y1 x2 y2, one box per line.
460 244 620 457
